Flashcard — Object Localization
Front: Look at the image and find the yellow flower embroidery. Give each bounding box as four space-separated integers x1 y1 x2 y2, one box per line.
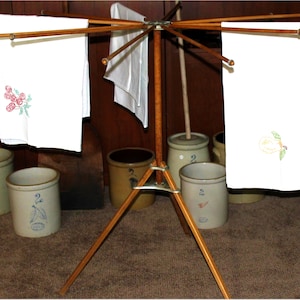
259 131 287 160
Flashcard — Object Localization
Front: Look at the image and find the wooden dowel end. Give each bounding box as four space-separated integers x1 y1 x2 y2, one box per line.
101 58 108 65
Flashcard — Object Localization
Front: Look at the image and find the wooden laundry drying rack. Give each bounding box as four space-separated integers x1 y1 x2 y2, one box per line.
2 4 300 298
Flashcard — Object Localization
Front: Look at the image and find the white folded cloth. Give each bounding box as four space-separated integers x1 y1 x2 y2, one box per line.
104 3 149 128
222 22 300 191
0 14 90 152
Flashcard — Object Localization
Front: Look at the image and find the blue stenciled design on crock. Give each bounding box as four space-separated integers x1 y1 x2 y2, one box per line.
4 85 32 116
199 216 208 223
128 168 138 188
197 189 209 223
190 154 197 163
30 193 47 231
259 131 287 160
199 188 205 196
198 188 208 208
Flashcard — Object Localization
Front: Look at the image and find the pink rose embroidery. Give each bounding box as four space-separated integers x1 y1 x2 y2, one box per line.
4 85 32 116
6 102 16 112
5 85 12 93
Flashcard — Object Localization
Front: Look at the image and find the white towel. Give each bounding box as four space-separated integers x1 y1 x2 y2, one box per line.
0 14 90 152
222 22 300 191
103 3 148 128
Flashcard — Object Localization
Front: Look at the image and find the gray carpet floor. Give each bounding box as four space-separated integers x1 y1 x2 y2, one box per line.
0 189 299 299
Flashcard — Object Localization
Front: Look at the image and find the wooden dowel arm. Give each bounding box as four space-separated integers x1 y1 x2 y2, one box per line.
41 11 144 26
171 12 300 24
101 26 154 65
161 1 182 21
90 18 144 26
0 24 147 40
170 23 299 36
170 24 221 31
162 25 234 66
222 27 298 35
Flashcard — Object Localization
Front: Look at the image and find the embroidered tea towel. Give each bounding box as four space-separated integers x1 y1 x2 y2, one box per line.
104 3 149 127
0 14 90 152
222 22 300 191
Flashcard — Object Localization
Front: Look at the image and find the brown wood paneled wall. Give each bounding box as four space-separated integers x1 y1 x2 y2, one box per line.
1 1 300 189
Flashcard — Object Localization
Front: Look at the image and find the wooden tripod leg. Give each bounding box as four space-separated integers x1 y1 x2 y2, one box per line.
162 162 231 299
59 163 155 296
170 193 190 235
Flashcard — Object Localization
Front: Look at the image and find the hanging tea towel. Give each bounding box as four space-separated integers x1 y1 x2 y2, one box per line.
222 22 300 191
104 3 149 128
0 14 90 152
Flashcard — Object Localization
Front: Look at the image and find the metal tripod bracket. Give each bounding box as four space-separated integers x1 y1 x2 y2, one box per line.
133 164 180 194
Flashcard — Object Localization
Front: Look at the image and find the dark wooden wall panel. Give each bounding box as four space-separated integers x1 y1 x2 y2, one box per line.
176 1 300 20
164 38 223 149
10 1 67 14
0 1 12 13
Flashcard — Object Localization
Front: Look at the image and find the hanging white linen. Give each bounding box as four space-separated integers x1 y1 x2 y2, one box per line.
104 2 149 128
222 22 300 191
0 14 90 152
